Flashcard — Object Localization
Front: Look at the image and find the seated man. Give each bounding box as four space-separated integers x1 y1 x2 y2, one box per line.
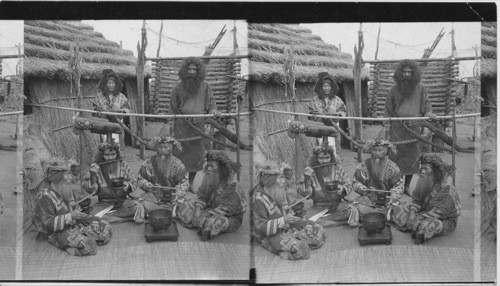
175 151 246 241
33 157 112 256
297 145 351 226
83 139 137 223
349 140 404 225
252 161 326 261
391 154 461 244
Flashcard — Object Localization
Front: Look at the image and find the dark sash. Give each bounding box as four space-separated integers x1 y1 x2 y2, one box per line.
151 155 171 187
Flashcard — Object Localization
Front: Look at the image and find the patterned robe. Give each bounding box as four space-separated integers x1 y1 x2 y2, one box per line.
177 180 246 236
311 95 347 154
351 158 404 217
385 83 433 175
299 163 352 208
95 91 131 146
32 181 112 256
137 155 188 191
170 81 217 172
83 161 135 203
252 187 326 261
392 181 461 242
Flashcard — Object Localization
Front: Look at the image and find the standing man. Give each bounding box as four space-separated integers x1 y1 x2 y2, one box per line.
385 60 436 195
170 57 220 190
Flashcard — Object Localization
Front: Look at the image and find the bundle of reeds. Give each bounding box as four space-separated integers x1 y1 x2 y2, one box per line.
480 114 496 237
481 22 496 79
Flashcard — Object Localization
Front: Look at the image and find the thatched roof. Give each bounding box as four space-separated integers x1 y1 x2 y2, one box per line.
481 22 496 79
24 20 149 81
248 23 369 84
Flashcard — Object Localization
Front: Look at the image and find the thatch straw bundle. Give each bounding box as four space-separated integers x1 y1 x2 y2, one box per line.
480 115 497 236
248 23 368 84
481 22 497 79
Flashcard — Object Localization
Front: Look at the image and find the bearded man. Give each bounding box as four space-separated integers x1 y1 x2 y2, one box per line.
175 152 245 241
297 145 351 226
385 60 437 195
83 139 137 223
33 157 112 256
169 57 221 190
252 161 326 261
391 154 460 244
348 140 404 226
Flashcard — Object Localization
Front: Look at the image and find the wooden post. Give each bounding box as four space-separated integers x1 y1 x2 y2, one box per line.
157 20 163 57
353 24 364 162
69 41 84 179
450 24 457 185
136 20 148 160
285 47 301 174
374 23 381 60
233 21 241 180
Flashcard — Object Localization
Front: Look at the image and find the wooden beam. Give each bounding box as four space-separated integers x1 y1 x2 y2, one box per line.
363 56 480 64
136 20 148 159
147 55 251 61
353 24 364 162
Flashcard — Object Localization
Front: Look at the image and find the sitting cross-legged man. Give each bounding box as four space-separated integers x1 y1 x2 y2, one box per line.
175 151 246 241
33 157 112 256
390 154 461 244
297 144 352 227
252 161 326 261
349 140 404 226
82 139 138 223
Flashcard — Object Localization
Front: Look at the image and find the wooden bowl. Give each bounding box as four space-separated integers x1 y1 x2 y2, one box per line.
361 212 387 233
148 209 172 231
110 177 125 188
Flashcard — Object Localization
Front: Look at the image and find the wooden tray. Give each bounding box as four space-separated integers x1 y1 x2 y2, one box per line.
358 224 392 246
145 221 179 242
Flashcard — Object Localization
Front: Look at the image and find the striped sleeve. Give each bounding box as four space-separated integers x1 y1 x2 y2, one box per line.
252 195 285 237
137 160 154 190
337 165 352 195
38 192 72 233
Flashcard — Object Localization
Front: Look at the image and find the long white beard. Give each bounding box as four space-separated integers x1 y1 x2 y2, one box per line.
414 174 435 196
198 171 220 195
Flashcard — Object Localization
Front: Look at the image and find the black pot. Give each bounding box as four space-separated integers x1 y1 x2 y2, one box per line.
361 212 387 234
148 209 173 231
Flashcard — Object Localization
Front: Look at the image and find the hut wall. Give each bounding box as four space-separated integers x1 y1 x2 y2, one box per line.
369 61 459 117
481 78 497 116
25 78 102 172
151 59 241 115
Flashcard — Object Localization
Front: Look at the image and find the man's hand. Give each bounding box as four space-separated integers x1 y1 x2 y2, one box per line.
390 191 401 202
143 182 154 192
284 213 301 225
359 185 368 196
426 113 437 120
71 210 87 221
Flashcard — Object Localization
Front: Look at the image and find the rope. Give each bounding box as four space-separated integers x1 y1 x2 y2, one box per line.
26 103 251 119
253 107 480 121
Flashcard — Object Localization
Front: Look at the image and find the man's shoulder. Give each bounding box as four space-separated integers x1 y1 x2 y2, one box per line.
386 159 401 171
170 156 186 170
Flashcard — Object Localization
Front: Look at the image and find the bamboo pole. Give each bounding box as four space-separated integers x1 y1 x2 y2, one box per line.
252 107 479 121
0 111 23 116
234 21 241 180
0 54 24 59
137 20 148 159
363 56 480 64
374 23 381 60
147 55 251 61
353 24 364 162
285 46 301 176
70 41 84 181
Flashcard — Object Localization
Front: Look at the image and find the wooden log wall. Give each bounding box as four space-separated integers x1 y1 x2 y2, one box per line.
150 58 242 116
368 60 459 118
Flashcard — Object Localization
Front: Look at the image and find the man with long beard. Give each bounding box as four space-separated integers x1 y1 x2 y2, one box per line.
169 57 221 190
385 60 437 195
296 145 352 227
390 154 460 244
33 157 112 256
83 139 136 223
175 152 245 241
348 140 404 226
252 161 326 261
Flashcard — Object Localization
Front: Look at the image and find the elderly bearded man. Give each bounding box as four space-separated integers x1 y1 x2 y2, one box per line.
33 157 112 256
348 140 404 226
296 145 352 226
175 152 246 241
252 161 326 261
385 60 437 195
391 154 461 244
169 57 221 190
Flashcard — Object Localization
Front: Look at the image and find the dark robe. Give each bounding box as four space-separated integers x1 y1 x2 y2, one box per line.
170 81 216 172
385 83 433 175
